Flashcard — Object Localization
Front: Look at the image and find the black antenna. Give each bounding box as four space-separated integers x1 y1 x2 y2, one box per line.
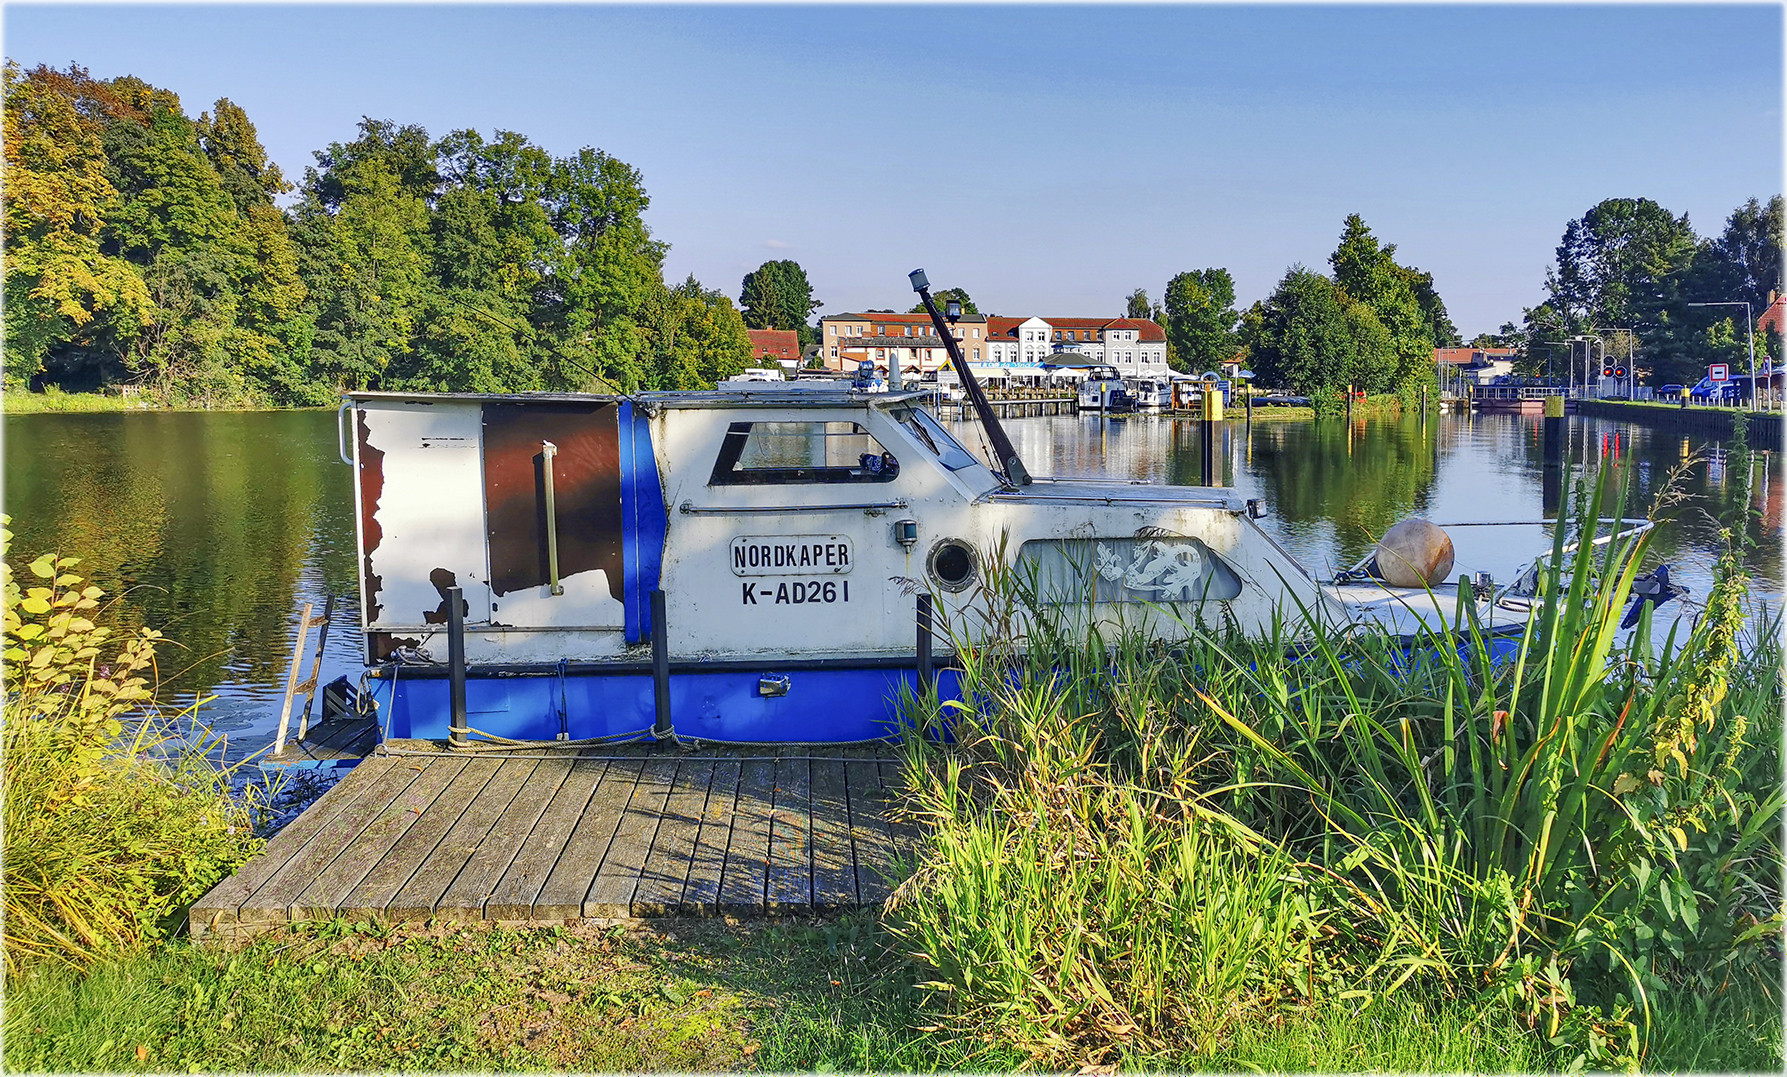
909 269 1030 485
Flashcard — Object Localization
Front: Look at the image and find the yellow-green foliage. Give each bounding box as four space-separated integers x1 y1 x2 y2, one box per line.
3 519 264 976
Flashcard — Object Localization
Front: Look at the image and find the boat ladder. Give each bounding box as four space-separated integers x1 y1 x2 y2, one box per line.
272 595 336 758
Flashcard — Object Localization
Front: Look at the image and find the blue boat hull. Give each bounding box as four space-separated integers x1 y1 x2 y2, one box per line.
365 665 965 744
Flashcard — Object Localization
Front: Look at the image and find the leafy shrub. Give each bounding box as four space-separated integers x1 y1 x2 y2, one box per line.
3 520 264 975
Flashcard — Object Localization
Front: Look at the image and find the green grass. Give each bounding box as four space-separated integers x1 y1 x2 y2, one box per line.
1 916 989 1074
6 916 1769 1073
1 387 158 414
0 386 325 414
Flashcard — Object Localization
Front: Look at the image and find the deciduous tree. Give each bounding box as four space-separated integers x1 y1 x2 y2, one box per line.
2 63 151 388
1162 269 1237 374
740 259 822 346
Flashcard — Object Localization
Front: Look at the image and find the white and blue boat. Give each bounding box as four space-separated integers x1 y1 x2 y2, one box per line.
324 272 1677 753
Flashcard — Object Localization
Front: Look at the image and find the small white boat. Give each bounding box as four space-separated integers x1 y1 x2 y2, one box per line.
1077 365 1133 413
1125 376 1171 411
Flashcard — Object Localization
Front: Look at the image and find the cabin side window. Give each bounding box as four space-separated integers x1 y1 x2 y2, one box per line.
708 421 899 486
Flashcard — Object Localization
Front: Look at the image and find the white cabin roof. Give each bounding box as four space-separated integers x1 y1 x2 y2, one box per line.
342 389 931 410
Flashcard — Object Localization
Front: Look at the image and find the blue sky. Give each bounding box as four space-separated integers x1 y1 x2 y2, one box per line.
6 4 1781 336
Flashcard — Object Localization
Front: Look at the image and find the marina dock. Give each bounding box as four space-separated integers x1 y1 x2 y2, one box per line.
193 744 911 941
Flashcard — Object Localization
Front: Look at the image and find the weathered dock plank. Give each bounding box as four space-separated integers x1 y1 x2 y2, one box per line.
845 754 898 906
534 757 641 919
385 756 542 919
235 759 423 927
484 757 609 919
586 756 675 916
339 757 501 918
767 754 813 911
810 756 857 910
191 756 400 937
288 756 469 918
681 758 741 913
193 746 909 939
633 758 715 915
435 756 574 918
718 758 776 915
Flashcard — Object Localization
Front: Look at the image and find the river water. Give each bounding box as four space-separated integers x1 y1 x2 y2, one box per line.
5 408 1778 751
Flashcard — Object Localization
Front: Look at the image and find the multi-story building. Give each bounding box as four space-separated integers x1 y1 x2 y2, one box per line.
818 310 1169 377
817 311 991 373
985 316 1169 376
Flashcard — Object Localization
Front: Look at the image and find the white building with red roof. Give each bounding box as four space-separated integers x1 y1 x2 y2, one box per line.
985 316 1169 376
817 308 1169 377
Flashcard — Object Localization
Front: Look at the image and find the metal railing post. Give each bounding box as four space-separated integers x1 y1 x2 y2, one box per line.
447 586 467 748
651 589 672 739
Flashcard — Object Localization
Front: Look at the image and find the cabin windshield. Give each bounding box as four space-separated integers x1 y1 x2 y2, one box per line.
709 421 899 485
892 407 979 471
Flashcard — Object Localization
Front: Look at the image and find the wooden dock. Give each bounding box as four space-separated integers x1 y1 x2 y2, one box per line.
193 743 912 942
261 712 380 769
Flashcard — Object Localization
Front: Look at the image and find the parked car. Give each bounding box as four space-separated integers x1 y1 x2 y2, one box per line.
1658 384 1685 397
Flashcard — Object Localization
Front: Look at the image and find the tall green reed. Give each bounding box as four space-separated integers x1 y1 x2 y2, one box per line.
885 465 1780 1068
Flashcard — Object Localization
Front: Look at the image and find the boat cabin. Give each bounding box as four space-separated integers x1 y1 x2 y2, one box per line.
340 388 1334 742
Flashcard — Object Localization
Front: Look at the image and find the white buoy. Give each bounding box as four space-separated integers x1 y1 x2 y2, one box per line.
1373 518 1456 588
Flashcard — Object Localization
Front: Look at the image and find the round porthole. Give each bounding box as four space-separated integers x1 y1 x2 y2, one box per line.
927 540 977 593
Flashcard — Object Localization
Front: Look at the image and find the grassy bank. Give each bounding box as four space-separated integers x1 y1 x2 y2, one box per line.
2 525 265 975
6 914 1775 1073
887 467 1782 1071
2 388 164 414
0 387 335 415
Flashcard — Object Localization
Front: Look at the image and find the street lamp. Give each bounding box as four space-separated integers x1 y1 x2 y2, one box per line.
1687 301 1755 410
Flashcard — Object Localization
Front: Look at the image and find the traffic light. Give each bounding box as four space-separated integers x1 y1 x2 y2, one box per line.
1613 365 1628 379
1602 365 1615 378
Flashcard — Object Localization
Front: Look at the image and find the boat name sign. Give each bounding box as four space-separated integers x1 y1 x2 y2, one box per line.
730 535 854 576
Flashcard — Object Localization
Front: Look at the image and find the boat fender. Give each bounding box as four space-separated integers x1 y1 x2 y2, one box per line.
1371 518 1456 588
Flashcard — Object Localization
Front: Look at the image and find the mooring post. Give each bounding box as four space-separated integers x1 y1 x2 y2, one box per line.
916 593 934 692
1200 385 1223 486
1542 394 1566 466
447 586 467 749
650 588 672 739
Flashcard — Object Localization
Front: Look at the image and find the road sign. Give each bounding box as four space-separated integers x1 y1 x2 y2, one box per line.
1710 363 1730 382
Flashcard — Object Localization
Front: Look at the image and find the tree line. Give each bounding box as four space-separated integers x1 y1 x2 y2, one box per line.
4 62 769 405
12 61 1773 405
1120 215 1460 405
1489 195 1783 387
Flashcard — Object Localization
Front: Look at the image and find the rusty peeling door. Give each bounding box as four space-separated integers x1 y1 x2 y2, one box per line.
482 402 628 628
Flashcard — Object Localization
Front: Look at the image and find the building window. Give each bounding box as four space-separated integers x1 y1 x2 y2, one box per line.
973 347 980 360
830 347 838 358
829 325 836 336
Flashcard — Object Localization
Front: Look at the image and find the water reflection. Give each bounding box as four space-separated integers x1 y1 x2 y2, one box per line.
976 411 1782 598
4 411 363 736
